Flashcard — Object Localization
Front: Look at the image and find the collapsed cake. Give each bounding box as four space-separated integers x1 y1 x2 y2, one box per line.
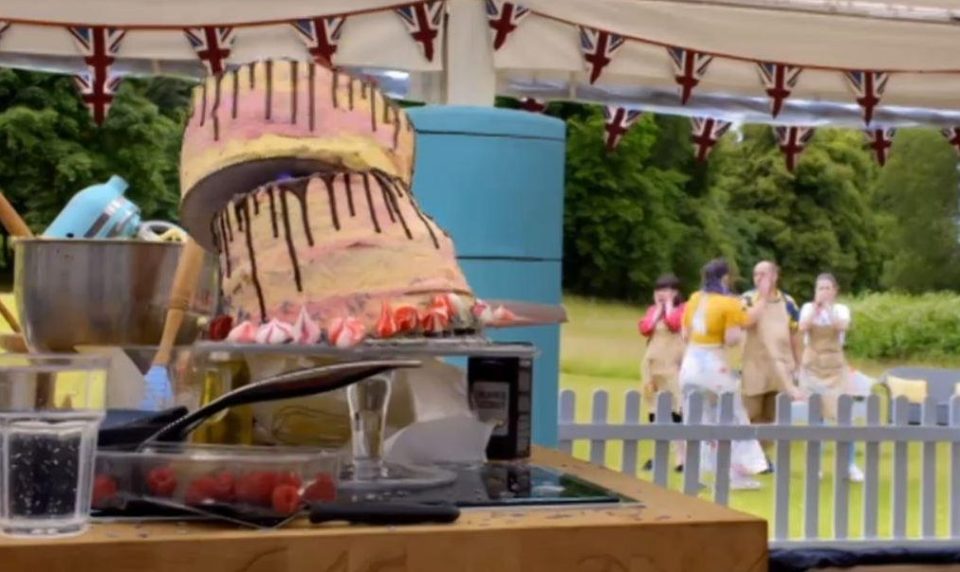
214 170 481 344
179 60 515 345
179 59 417 249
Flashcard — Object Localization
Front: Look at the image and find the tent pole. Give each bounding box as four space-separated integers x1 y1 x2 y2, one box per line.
443 0 497 106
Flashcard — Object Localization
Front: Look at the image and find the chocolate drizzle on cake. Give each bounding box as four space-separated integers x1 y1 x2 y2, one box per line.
278 187 303 292
217 213 232 277
362 174 381 234
233 202 244 232
331 70 339 108
344 174 356 217
347 78 354 110
374 173 412 239
224 208 234 241
380 181 397 224
211 73 223 141
308 63 316 132
198 82 207 126
252 192 260 215
265 60 273 120
286 179 314 246
290 61 299 125
360 80 369 100
249 62 256 89
237 197 267 321
409 194 441 248
322 176 341 231
267 187 279 238
231 69 239 119
392 106 402 149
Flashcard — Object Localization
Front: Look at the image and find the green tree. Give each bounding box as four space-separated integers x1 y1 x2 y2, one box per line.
563 109 689 300
0 70 187 233
710 125 882 297
874 128 960 292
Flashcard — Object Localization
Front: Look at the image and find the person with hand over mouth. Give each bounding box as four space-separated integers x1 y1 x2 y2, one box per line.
638 274 686 471
798 273 863 482
741 261 804 471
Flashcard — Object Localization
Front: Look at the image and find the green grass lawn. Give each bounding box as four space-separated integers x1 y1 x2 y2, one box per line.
560 296 957 540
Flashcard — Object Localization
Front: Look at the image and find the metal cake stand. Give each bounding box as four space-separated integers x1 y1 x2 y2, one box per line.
191 338 538 492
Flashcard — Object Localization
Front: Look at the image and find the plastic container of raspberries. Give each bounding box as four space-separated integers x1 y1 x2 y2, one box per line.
92 444 339 518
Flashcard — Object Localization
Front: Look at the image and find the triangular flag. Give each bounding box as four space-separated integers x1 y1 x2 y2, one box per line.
395 2 444 62
184 27 235 76
485 1 529 51
518 98 547 113
774 126 815 172
579 27 626 84
941 127 960 156
845 71 889 126
757 63 802 118
691 117 730 161
291 17 346 68
864 127 895 166
67 26 126 126
0 21 10 41
669 47 713 105
602 106 642 151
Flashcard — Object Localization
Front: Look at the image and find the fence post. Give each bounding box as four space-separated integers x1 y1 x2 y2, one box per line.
921 396 938 538
558 390 576 455
653 392 674 487
834 394 853 541
951 395 960 538
682 391 704 497
622 390 641 477
589 390 610 467
891 396 910 540
712 392 736 506
863 394 881 539
774 392 793 541
804 393 823 540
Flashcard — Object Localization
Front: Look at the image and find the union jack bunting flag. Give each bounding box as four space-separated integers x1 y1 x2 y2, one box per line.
669 47 713 105
941 127 960 156
774 126 815 172
602 106 642 151
395 2 444 62
864 127 896 166
68 26 126 126
485 1 529 51
184 27 235 75
580 27 626 84
518 97 547 113
292 17 346 67
757 63 802 118
845 71 889 126
0 21 10 40
691 117 731 162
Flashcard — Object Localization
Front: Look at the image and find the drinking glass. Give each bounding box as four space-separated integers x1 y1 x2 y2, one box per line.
0 354 108 538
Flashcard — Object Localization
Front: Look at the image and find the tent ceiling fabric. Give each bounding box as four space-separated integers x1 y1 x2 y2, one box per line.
2 0 960 123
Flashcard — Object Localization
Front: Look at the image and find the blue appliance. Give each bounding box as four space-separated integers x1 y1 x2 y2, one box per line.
44 175 141 239
407 106 566 447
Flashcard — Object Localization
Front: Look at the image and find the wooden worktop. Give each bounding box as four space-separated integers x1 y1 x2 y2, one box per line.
0 447 767 572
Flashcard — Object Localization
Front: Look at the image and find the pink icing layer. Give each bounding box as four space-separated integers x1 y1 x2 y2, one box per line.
180 61 416 195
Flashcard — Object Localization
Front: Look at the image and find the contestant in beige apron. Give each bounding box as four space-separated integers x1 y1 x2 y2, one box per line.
679 259 768 490
799 273 862 481
741 262 803 429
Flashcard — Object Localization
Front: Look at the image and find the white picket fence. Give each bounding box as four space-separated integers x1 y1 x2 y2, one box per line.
558 389 960 549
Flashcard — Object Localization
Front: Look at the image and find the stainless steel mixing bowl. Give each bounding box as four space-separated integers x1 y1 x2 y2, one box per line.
13 238 219 352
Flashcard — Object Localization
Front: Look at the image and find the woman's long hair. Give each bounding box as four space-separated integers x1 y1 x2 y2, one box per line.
701 258 730 294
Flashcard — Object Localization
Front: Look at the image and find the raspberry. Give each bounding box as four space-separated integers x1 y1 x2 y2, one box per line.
303 473 336 503
271 484 302 515
146 466 177 497
92 474 118 507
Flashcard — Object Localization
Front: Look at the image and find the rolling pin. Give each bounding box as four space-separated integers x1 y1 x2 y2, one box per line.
142 237 207 409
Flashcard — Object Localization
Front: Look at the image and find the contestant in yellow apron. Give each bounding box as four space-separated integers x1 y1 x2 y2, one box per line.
741 261 803 467
638 274 686 470
798 273 863 481
680 259 768 490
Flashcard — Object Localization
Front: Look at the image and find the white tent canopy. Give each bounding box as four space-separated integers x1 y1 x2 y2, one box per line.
3 0 960 125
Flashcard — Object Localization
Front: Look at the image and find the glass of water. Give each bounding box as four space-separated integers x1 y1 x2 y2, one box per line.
0 354 108 538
